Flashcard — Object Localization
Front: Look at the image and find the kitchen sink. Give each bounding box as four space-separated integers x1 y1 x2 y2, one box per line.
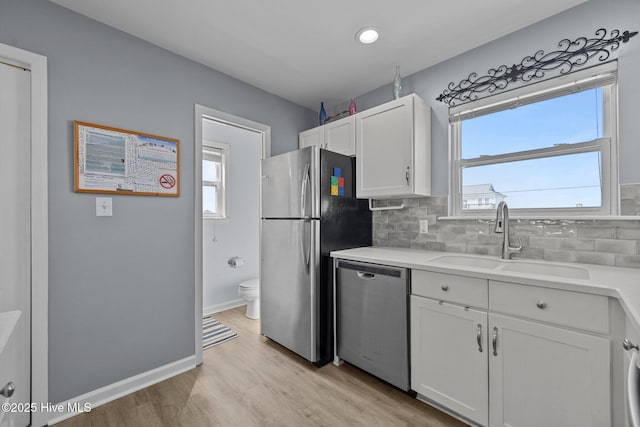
500 261 590 280
431 255 503 269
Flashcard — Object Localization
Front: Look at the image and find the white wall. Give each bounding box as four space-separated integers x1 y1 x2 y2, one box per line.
202 119 261 313
0 0 314 404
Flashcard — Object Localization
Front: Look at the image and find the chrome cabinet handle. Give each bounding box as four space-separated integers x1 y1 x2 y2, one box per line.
477 324 483 353
536 301 547 309
405 166 410 184
0 382 15 398
624 339 640 352
441 284 449 291
492 327 498 356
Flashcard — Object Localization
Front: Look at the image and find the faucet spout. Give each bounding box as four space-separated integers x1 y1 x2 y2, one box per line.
494 201 522 259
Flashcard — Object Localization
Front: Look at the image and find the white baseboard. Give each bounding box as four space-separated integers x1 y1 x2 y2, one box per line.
204 299 246 316
48 355 196 425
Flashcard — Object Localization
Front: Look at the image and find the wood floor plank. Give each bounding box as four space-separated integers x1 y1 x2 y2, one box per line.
55 307 466 426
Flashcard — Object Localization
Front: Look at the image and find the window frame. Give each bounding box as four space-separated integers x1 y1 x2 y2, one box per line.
449 62 619 218
202 141 229 220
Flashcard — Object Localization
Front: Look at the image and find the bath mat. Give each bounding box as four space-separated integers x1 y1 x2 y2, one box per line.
203 316 238 350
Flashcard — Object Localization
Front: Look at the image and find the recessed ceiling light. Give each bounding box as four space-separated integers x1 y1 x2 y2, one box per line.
356 27 379 44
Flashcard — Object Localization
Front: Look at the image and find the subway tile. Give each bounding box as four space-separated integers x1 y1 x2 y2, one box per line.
444 243 467 254
558 238 596 252
478 233 503 245
615 226 640 240
467 244 501 257
425 242 446 252
517 247 544 260
373 230 388 241
577 225 616 239
512 223 545 236
409 242 428 251
595 239 637 255
543 250 577 263
395 222 419 233
403 198 420 208
575 251 616 266
615 255 640 268
529 237 561 250
543 224 577 237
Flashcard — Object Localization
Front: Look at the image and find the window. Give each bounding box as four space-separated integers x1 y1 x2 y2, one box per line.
450 63 618 217
203 142 229 219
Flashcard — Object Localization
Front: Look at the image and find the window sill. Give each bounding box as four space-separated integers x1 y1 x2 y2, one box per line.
438 215 640 221
203 216 230 222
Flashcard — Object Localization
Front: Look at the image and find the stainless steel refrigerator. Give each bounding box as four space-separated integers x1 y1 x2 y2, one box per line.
260 146 371 365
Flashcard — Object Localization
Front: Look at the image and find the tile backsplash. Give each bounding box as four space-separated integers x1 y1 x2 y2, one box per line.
372 183 640 269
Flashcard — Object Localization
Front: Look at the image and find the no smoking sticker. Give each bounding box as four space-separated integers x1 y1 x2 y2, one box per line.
159 174 176 189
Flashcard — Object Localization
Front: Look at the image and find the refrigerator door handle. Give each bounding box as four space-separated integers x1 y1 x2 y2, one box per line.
299 220 311 273
300 162 311 218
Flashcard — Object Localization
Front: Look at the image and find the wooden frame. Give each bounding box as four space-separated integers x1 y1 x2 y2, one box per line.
74 121 180 196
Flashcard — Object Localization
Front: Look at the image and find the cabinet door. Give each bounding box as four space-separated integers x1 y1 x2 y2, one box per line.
299 126 324 149
411 296 488 426
325 116 355 156
489 313 610 427
356 96 413 198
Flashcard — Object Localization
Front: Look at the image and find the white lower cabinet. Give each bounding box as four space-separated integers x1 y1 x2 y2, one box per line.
410 296 488 425
410 271 612 427
488 313 610 427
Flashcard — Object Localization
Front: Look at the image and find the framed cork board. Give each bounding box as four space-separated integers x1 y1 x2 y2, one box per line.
74 121 179 196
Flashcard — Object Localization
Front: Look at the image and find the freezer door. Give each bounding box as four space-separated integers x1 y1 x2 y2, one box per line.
261 147 319 219
260 218 319 361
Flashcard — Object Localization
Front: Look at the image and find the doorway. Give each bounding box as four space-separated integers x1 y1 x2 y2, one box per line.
0 44 48 427
194 105 270 364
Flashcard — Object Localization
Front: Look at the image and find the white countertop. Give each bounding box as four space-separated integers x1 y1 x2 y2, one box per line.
331 247 640 331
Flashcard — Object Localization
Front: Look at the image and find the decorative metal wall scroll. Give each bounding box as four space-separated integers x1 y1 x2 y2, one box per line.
436 28 637 107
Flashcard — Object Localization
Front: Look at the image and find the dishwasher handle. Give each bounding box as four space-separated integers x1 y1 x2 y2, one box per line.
336 260 407 279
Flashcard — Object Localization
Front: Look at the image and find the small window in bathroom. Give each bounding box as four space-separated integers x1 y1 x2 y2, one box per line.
203 142 229 219
449 62 618 217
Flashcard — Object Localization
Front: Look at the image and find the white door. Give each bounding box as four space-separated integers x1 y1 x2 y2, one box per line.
410 296 488 426
0 61 31 427
489 313 610 427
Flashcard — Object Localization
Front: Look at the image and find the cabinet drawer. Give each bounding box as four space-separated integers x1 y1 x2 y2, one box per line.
489 281 609 334
412 270 488 308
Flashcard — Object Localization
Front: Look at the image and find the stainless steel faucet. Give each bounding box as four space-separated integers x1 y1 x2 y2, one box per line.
494 201 522 260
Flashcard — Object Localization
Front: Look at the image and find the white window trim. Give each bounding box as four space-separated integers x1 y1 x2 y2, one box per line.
202 140 229 220
449 63 619 218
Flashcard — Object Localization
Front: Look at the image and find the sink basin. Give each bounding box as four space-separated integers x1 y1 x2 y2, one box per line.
431 255 502 269
500 261 590 280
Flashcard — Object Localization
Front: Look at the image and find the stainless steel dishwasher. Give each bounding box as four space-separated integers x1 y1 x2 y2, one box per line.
335 259 409 391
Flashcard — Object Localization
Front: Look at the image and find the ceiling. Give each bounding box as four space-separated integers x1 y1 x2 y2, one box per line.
50 0 587 111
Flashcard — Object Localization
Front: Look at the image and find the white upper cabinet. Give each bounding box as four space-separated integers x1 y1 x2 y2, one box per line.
356 94 431 199
299 126 324 149
298 115 355 156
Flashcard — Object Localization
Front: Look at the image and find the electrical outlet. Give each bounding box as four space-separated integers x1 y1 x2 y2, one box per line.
419 219 428 234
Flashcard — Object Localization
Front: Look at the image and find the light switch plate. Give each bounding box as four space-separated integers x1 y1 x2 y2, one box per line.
96 197 113 217
419 219 428 234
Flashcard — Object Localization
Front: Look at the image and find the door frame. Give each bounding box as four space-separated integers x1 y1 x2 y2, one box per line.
0 44 48 427
194 105 270 364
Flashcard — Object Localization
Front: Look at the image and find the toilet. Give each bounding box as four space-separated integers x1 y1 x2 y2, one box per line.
238 278 260 319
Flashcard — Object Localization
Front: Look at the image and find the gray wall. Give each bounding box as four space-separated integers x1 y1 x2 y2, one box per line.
341 0 640 194
0 0 313 403
202 120 261 312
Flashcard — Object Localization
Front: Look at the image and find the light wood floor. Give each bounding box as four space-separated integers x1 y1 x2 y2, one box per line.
57 306 465 427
